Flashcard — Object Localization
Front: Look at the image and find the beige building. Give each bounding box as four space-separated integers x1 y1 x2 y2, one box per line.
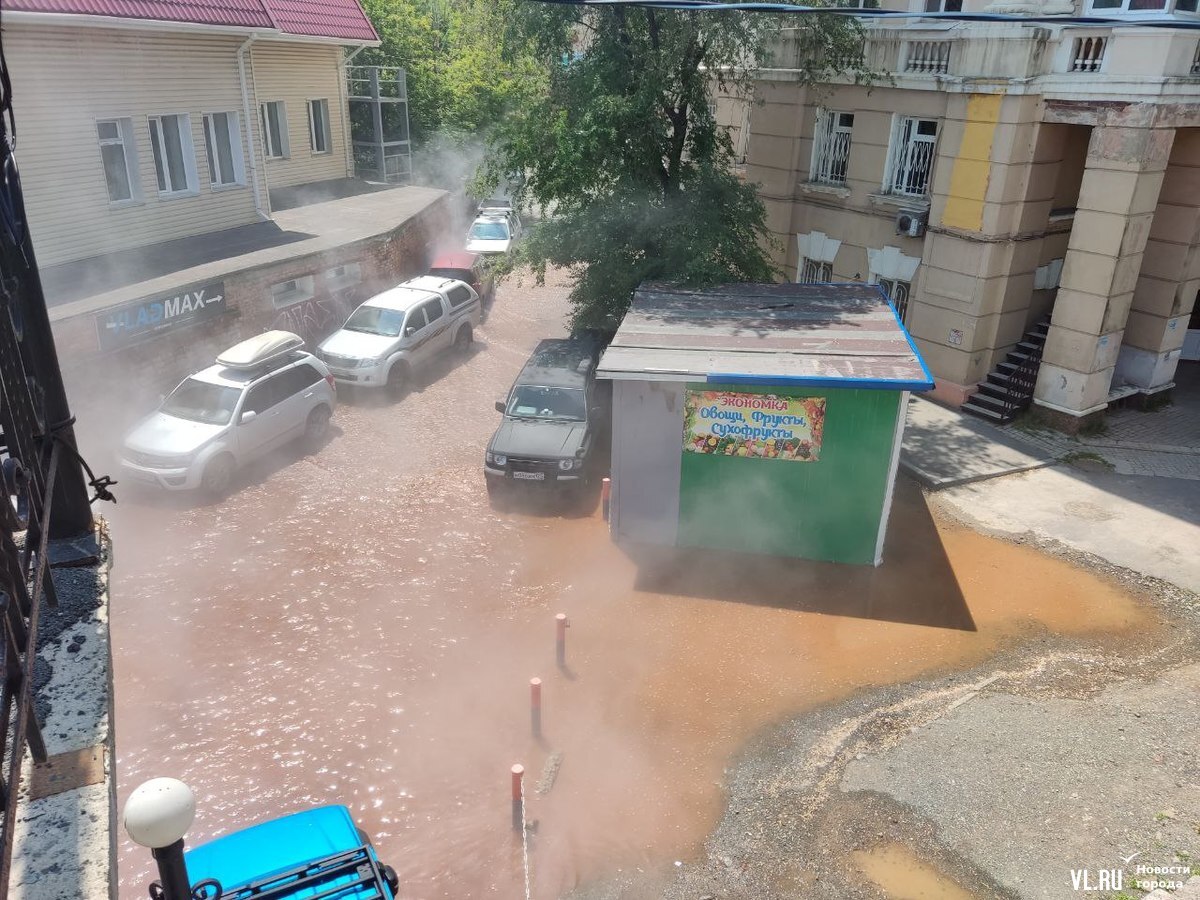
737 6 1200 429
4 0 380 267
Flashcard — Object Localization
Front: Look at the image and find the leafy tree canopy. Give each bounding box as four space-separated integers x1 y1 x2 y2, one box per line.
479 2 870 330
356 0 542 142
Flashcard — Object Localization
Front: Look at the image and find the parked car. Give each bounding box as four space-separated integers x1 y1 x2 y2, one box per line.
484 337 607 499
316 275 480 396
428 250 494 305
184 805 399 900
466 212 521 256
120 331 336 495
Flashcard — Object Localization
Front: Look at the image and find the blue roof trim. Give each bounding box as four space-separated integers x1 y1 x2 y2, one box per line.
877 284 936 392
706 373 934 391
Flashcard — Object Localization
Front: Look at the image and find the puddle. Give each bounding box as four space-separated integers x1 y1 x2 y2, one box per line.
100 269 1156 899
852 842 978 899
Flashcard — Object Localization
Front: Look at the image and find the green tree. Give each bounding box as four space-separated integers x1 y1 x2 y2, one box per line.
480 3 871 330
356 0 541 143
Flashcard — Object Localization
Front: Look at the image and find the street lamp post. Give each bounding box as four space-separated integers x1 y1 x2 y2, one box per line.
123 778 197 900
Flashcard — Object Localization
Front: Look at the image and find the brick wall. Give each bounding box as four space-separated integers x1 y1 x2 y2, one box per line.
57 196 452 446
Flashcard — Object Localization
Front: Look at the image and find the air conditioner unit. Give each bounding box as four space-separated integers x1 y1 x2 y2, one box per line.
895 210 927 238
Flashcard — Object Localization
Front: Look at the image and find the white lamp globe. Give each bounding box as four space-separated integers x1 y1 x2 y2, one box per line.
123 778 196 848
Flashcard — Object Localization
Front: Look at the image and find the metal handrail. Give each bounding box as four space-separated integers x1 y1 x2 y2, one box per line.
1002 338 1044 421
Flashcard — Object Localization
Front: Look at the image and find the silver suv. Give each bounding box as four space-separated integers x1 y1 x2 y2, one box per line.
120 331 337 495
316 275 480 396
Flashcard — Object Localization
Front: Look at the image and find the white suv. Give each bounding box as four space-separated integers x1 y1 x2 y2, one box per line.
316 275 480 396
120 331 337 495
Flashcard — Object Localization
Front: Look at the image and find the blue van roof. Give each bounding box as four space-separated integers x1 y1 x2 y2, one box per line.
185 805 388 899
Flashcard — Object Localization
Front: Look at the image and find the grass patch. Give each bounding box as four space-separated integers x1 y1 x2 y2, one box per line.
1062 450 1114 470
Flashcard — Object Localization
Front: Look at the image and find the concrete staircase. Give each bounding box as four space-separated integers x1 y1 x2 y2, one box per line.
962 318 1050 425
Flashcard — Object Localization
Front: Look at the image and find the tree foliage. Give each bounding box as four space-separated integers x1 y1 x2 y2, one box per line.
480 3 871 330
356 0 541 142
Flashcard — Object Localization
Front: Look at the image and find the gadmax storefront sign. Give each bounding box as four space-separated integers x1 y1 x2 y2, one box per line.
683 390 826 461
96 281 226 351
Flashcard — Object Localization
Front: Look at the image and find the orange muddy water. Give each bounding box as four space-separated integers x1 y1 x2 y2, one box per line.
101 271 1149 899
852 843 979 900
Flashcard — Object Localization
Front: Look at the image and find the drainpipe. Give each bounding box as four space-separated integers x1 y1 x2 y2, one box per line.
341 45 368 179
237 34 270 220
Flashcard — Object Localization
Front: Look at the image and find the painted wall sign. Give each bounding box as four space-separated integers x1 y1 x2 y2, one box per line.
96 281 227 351
683 390 826 461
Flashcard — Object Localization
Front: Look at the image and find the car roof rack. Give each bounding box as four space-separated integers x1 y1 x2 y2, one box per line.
209 845 392 900
216 331 305 370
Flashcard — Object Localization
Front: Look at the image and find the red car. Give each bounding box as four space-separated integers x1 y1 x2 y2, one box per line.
428 251 494 304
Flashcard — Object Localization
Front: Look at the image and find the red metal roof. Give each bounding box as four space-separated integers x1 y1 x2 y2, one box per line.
6 0 378 41
263 0 377 41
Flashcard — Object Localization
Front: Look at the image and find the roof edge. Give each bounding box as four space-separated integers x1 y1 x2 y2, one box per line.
4 9 280 37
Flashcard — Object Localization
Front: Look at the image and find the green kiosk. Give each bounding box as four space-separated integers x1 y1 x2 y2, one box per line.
597 282 934 566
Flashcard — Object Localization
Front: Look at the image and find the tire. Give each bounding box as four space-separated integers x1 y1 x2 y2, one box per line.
386 362 409 399
454 325 473 355
303 405 331 450
200 454 235 497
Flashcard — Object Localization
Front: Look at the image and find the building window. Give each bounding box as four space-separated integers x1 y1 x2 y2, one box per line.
148 114 197 196
308 99 331 154
1087 0 1194 11
325 262 362 291
800 258 833 283
270 275 315 309
202 112 244 188
877 278 912 324
924 0 963 9
261 101 290 159
885 117 938 197
96 118 137 204
810 110 854 186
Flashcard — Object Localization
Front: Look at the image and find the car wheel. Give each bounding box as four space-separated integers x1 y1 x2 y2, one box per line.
454 326 473 355
386 363 409 399
304 406 331 449
200 454 235 497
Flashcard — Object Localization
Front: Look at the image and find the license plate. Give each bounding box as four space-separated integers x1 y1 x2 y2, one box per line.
512 471 545 481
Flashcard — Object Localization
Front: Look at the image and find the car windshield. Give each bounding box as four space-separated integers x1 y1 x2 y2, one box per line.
506 385 586 421
343 305 406 337
161 378 241 425
469 221 510 241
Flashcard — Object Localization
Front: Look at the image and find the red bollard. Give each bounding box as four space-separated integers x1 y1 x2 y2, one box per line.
530 677 542 739
601 477 611 521
555 614 569 669
511 764 524 832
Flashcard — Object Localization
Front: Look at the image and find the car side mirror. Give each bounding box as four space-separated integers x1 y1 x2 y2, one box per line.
404 326 417 337
239 410 257 424
494 400 506 414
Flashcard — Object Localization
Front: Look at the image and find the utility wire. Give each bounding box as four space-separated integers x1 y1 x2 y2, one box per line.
526 0 1200 29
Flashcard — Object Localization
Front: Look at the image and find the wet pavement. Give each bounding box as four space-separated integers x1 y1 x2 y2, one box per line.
97 268 1151 899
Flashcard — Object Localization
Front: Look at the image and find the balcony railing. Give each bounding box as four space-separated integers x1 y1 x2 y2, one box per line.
1069 36 1107 72
904 40 951 74
887 137 937 197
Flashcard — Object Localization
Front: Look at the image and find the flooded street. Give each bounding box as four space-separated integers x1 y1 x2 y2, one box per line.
101 269 1151 899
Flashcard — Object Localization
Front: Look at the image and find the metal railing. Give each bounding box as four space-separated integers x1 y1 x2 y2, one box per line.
903 40 951 74
1002 331 1046 421
811 125 852 185
886 133 937 197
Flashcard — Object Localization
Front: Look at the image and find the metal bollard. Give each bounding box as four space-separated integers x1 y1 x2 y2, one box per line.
555 614 569 669
530 678 542 739
601 477 611 521
511 764 524 832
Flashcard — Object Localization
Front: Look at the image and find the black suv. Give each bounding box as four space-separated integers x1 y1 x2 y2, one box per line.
485 337 607 499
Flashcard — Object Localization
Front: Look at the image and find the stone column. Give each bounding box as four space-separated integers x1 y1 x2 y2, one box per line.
1033 123 1175 428
1114 128 1200 395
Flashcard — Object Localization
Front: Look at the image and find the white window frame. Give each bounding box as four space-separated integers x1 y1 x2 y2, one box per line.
1084 0 1195 14
96 117 140 206
147 113 199 197
324 262 362 291
270 275 315 309
923 0 962 10
202 111 246 190
810 109 854 186
800 258 833 284
883 116 939 198
875 277 913 324
308 98 332 155
261 101 290 160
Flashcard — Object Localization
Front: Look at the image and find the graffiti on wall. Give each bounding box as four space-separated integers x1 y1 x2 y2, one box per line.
270 291 360 347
